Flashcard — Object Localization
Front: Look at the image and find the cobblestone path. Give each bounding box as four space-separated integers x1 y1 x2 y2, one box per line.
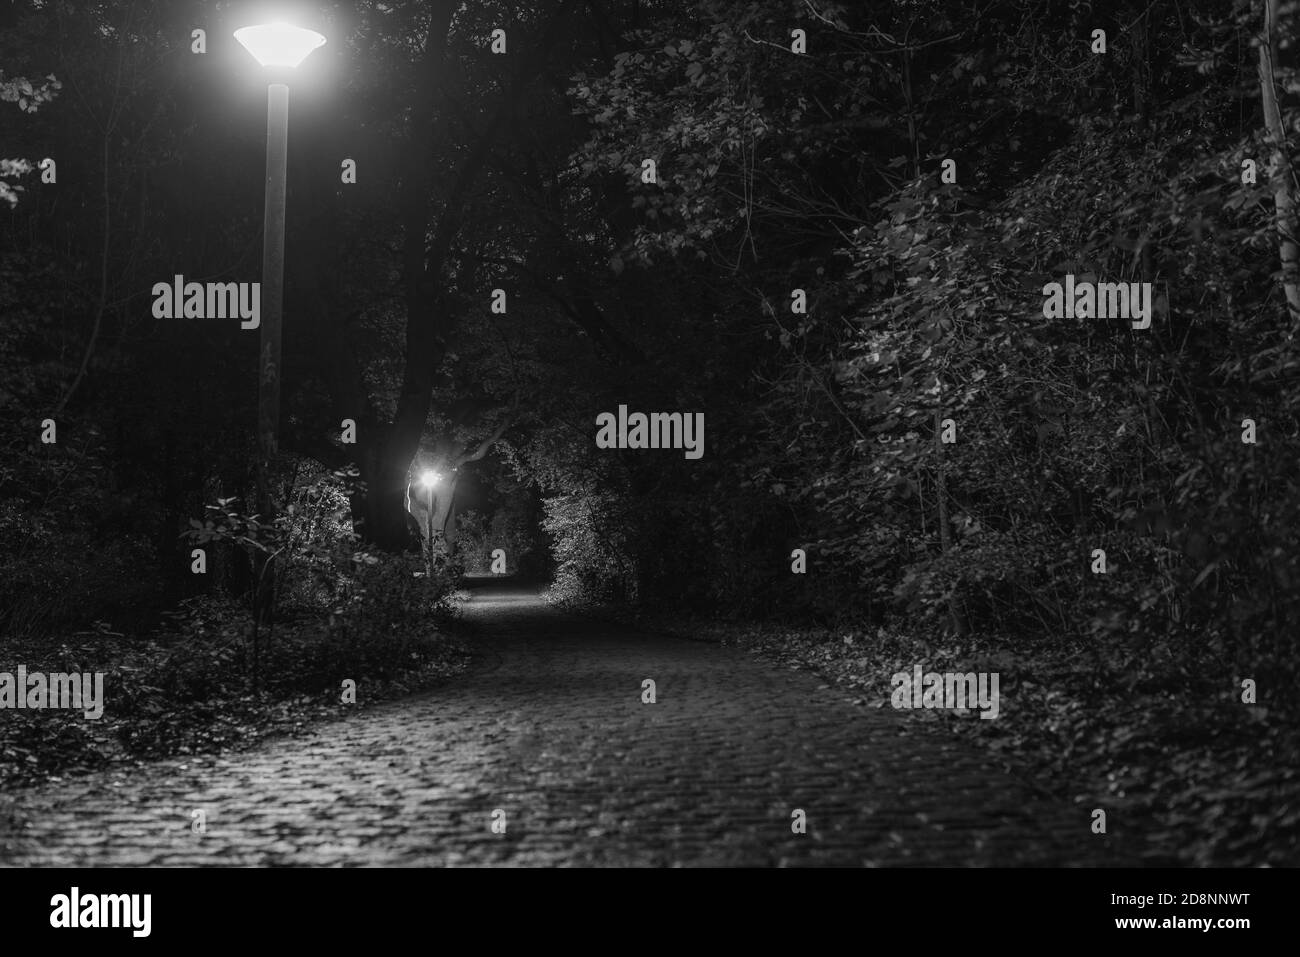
0 582 1134 866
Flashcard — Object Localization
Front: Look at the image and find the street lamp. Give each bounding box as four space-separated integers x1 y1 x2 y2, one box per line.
234 23 327 68
417 470 441 575
236 21 325 494
236 20 325 619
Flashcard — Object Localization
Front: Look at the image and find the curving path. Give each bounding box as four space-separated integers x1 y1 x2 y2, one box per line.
0 581 1134 866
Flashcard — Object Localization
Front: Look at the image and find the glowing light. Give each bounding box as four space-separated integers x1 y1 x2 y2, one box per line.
234 22 326 68
418 470 441 489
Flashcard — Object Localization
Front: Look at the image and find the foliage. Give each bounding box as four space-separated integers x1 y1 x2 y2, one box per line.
0 69 60 205
455 506 537 575
0 549 466 788
541 490 639 605
548 0 1300 712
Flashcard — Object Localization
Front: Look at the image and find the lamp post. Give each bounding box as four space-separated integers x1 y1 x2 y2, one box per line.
235 22 325 619
417 469 441 576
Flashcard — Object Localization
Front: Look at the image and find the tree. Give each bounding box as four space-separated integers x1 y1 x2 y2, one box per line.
300 1 582 550
1256 0 1300 319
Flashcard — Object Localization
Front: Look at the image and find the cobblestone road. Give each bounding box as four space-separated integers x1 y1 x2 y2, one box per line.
0 582 1134 866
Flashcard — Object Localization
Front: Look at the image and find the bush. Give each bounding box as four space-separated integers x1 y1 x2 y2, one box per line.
541 491 638 605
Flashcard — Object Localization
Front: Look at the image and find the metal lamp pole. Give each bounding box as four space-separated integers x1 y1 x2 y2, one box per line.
235 23 326 620
257 80 288 524
416 470 440 577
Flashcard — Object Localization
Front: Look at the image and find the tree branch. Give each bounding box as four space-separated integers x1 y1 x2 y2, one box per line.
456 414 513 466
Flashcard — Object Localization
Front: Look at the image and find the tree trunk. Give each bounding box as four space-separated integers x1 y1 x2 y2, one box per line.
902 48 920 179
367 0 458 548
445 499 460 548
352 437 418 551
1258 0 1300 320
301 5 552 550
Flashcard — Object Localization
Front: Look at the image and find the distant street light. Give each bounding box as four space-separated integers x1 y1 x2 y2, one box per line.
236 20 325 619
417 470 440 572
